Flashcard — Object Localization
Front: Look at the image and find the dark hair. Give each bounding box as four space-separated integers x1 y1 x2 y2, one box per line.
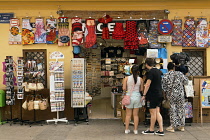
167 62 174 70
131 65 139 84
145 58 154 67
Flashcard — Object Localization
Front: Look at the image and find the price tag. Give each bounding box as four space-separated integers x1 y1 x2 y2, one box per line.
158 35 172 43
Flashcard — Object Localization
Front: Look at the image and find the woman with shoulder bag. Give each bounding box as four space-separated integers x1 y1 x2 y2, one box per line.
122 65 144 135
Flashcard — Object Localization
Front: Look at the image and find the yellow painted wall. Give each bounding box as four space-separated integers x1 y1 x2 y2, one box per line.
0 10 73 89
1 1 210 90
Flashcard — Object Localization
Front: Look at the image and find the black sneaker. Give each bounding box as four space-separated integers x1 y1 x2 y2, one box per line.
142 130 154 135
155 131 164 136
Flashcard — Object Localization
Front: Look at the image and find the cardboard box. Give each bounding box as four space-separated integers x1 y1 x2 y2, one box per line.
117 108 122 118
193 109 210 123
193 78 200 96
193 96 199 110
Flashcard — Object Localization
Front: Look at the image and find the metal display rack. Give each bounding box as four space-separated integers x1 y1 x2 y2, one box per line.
47 52 68 125
71 58 89 125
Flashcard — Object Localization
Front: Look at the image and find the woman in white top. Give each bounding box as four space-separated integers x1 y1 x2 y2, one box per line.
123 65 144 134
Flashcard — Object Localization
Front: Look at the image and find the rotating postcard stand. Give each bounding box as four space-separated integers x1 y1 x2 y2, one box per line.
47 52 68 125
71 58 88 125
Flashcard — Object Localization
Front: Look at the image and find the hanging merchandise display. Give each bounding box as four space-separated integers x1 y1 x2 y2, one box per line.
182 17 196 47
84 19 96 48
49 61 65 112
171 19 183 46
58 17 70 46
22 18 35 45
112 22 125 40
9 18 22 45
124 20 139 50
98 14 113 39
196 18 208 48
71 17 83 46
71 58 86 108
35 18 46 44
46 18 58 44
17 57 24 99
4 56 15 105
148 20 162 48
137 22 148 47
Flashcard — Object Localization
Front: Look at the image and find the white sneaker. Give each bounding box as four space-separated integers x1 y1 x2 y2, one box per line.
133 130 138 135
125 129 130 134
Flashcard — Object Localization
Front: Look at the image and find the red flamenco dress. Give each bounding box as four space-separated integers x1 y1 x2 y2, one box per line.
98 15 113 39
112 22 125 40
124 21 138 50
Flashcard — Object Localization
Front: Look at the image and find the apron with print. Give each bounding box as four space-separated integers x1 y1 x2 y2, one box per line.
22 18 35 45
137 22 148 47
148 20 161 48
58 17 70 46
182 18 196 47
72 17 83 46
196 18 208 48
46 18 58 44
171 19 183 46
35 18 46 44
9 18 22 45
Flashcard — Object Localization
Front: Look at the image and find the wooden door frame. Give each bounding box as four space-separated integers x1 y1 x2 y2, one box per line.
23 49 47 88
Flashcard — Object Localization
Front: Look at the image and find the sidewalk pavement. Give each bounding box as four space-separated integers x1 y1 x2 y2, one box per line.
0 119 209 140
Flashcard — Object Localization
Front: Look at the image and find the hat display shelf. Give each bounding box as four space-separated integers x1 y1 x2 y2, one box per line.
47 51 68 125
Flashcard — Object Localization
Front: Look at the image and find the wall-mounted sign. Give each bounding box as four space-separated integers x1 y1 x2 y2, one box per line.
0 13 14 23
158 35 172 43
50 51 64 59
158 19 173 35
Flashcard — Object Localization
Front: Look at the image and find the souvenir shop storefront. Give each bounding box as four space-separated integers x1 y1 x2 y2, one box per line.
0 2 210 125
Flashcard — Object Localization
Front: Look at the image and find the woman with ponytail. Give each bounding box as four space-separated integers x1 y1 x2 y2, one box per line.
122 65 144 134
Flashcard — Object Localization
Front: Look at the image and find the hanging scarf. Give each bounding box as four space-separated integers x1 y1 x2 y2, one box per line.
46 18 58 44
196 18 208 48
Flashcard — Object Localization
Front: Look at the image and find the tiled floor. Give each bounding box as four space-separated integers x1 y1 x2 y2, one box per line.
0 119 210 140
89 97 114 119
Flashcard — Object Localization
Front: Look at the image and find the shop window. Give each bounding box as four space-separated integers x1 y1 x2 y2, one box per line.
23 49 47 88
183 49 206 76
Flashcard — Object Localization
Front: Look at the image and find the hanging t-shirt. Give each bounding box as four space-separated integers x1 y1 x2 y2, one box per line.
104 46 116 58
158 48 167 59
115 47 124 57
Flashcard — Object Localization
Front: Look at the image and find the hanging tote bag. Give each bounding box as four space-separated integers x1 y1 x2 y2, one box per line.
122 85 134 106
185 102 193 118
184 80 194 97
27 96 34 111
39 98 48 110
22 100 28 110
37 82 44 90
